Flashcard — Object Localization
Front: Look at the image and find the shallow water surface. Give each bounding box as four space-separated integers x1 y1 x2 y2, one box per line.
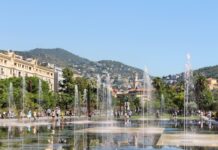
0 118 217 150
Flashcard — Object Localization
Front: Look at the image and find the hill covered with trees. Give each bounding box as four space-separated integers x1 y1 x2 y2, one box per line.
13 48 143 89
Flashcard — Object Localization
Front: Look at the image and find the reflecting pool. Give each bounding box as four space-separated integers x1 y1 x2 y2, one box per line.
0 118 218 150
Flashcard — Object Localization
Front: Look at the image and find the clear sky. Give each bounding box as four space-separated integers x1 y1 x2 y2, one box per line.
0 1 218 76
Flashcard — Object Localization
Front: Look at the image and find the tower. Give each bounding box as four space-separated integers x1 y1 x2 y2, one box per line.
135 73 140 89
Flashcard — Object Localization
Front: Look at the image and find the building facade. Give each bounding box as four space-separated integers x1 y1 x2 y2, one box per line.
0 51 55 90
207 78 218 90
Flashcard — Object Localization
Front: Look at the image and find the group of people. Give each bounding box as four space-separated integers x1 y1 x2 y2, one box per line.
50 107 62 120
25 107 64 121
0 111 15 119
0 106 65 121
26 110 37 121
114 110 133 119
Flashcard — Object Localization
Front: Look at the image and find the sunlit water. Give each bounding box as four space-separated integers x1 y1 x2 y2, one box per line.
0 118 218 150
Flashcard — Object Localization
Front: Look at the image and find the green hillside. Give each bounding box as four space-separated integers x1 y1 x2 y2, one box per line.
11 48 143 88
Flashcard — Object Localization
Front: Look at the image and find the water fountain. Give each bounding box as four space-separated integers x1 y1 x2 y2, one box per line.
141 68 146 148
184 53 194 134
75 71 164 149
83 89 88 118
38 79 42 110
142 67 153 127
160 94 165 127
22 76 26 116
83 89 87 149
97 75 101 112
74 85 80 117
7 83 15 148
104 74 114 148
0 78 51 128
21 76 26 148
73 85 80 149
157 54 195 147
106 74 113 122
2 56 218 150
141 67 156 147
102 83 106 117
157 53 218 148
160 94 165 118
8 82 14 118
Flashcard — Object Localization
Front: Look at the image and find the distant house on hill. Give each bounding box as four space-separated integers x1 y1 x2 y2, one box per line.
207 78 218 90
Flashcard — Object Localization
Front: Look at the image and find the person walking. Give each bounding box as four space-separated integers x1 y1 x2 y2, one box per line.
57 107 61 118
33 110 37 121
27 110 32 121
52 110 56 121
47 108 51 116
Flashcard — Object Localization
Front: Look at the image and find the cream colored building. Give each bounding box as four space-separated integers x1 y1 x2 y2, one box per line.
207 78 218 90
0 51 54 90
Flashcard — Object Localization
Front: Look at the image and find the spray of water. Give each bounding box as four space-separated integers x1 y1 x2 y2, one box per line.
184 53 194 134
106 74 112 122
8 82 13 117
160 94 165 127
82 89 87 149
141 67 154 147
22 76 26 114
38 79 42 109
83 89 87 118
97 75 101 111
160 94 165 117
74 85 80 117
73 85 79 149
183 53 198 150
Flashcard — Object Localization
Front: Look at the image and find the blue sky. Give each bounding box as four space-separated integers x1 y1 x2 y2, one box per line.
0 1 218 76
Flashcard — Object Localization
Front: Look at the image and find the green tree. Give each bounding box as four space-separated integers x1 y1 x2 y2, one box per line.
58 67 97 111
152 77 166 111
0 77 54 113
60 67 74 94
152 77 165 98
194 75 213 110
0 83 7 108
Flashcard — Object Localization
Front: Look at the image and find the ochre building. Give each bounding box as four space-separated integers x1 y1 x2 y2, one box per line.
0 51 54 90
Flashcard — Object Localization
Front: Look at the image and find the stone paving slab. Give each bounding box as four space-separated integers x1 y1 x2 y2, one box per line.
66 120 117 125
76 127 164 134
157 134 218 147
0 121 51 127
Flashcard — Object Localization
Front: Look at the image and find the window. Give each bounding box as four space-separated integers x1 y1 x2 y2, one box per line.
4 60 7 64
22 65 24 68
14 63 17 66
29 67 31 70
